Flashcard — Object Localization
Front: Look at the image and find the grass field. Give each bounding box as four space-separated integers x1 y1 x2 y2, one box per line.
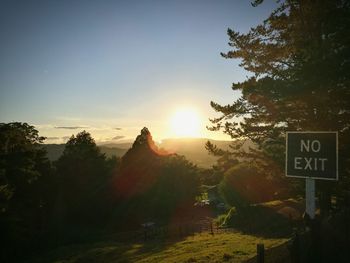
29 231 289 263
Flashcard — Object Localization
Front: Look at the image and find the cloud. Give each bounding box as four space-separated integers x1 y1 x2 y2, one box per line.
112 135 125 140
114 127 122 130
55 126 88 130
45 137 60 140
62 136 71 140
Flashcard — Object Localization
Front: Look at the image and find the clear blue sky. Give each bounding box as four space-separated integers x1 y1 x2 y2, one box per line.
0 0 277 143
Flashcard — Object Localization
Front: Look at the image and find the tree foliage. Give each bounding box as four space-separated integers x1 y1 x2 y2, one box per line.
0 122 48 204
0 122 51 214
55 131 114 225
142 155 199 220
209 0 350 204
0 122 52 260
113 128 200 225
0 124 201 259
219 163 288 209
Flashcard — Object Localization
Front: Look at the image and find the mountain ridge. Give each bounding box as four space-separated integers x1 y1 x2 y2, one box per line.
43 137 235 168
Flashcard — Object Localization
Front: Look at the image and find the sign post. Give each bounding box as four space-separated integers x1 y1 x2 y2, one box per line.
286 131 338 219
305 178 315 219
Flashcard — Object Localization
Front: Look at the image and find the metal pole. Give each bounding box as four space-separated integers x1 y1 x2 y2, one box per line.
305 177 315 219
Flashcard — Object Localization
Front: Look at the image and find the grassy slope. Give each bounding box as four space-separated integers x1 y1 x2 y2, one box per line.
29 232 288 263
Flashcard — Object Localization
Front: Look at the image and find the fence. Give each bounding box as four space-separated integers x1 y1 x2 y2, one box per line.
101 217 238 242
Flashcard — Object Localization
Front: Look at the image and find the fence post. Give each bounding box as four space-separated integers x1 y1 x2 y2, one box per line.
257 243 264 263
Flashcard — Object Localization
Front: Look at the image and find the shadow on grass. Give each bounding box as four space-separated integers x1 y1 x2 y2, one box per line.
28 204 219 262
27 224 203 263
28 240 143 263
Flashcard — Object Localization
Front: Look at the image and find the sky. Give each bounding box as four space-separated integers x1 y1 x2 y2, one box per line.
0 0 278 143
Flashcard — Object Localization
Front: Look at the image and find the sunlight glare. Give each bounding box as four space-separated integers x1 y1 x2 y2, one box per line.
170 108 201 137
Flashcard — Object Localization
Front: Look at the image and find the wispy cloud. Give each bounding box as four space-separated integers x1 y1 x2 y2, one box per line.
112 135 125 140
55 126 88 130
114 127 122 130
34 124 55 129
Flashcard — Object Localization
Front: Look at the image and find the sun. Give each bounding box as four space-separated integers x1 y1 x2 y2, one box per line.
170 108 201 137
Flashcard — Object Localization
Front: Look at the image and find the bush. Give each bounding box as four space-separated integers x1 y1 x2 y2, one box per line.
219 163 284 209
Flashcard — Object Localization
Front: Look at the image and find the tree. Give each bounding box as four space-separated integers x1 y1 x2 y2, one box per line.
219 163 287 210
55 131 111 226
112 128 200 225
152 155 199 218
113 127 165 200
208 0 350 209
0 122 48 205
0 122 52 260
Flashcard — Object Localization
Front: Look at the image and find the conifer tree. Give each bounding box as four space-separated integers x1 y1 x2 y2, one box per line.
208 0 350 206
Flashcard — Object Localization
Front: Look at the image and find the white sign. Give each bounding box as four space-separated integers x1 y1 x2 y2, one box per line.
286 131 338 180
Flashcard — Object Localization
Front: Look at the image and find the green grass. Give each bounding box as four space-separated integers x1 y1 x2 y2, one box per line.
29 232 289 263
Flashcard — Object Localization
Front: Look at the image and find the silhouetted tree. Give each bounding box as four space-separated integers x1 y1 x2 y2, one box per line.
197 167 224 186
113 127 165 199
112 128 200 226
0 122 52 260
55 131 112 228
219 163 287 210
208 0 350 210
148 154 200 219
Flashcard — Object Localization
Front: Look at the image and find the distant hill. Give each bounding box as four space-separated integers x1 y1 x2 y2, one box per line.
43 138 236 168
158 138 232 168
97 142 132 149
43 144 65 161
43 144 128 161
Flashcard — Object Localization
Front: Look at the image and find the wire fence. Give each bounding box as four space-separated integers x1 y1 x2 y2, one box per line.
99 218 240 243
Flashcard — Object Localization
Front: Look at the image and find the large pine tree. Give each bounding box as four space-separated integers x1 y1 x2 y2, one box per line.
208 0 350 206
